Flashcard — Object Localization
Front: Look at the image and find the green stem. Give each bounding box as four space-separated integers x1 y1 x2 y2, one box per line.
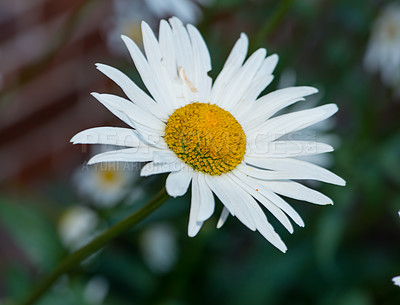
19 187 169 305
250 0 294 51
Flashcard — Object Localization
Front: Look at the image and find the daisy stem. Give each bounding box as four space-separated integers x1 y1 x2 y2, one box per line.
19 187 169 305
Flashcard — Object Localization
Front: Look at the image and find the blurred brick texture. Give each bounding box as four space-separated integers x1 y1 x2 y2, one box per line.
0 0 124 184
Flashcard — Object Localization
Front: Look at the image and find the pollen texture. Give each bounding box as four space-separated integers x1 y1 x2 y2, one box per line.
164 102 246 175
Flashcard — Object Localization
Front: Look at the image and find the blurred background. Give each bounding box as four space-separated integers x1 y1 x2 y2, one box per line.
1 0 400 304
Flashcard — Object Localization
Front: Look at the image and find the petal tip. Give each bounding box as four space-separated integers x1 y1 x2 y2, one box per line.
95 63 106 71
87 157 97 166
270 53 279 60
239 32 248 40
188 223 202 237
275 241 288 253
335 176 346 186
120 35 131 45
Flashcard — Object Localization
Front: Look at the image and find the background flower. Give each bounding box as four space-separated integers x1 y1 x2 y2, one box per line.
105 0 210 55
140 223 179 274
393 276 400 287
73 161 139 208
58 205 102 252
364 2 400 92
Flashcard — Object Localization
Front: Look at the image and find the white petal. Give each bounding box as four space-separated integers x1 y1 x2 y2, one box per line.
95 64 166 120
242 86 318 130
243 158 346 186
169 18 194 83
121 35 172 112
188 173 204 237
393 276 400 287
197 173 215 222
141 21 163 66
90 93 133 129
236 172 304 226
187 24 211 73
220 48 267 110
230 173 294 233
71 127 140 147
216 207 230 228
205 175 256 231
262 180 333 205
91 93 165 148
247 141 334 158
140 161 184 176
166 168 193 197
262 53 279 75
226 173 287 252
88 147 155 165
169 18 203 105
222 33 249 69
248 204 287 253
141 21 177 111
233 73 274 116
159 20 177 78
235 172 304 227
211 33 248 104
248 104 338 143
187 24 212 102
153 151 179 164
91 93 164 133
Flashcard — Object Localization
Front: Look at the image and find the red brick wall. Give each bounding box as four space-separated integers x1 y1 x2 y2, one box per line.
0 0 122 184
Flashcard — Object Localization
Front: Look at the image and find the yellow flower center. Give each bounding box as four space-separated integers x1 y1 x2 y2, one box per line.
98 169 120 187
164 102 246 175
386 22 398 40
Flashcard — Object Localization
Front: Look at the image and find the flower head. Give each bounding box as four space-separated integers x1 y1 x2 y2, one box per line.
393 210 400 287
58 205 100 251
71 17 345 252
140 223 178 273
393 276 400 287
73 156 138 207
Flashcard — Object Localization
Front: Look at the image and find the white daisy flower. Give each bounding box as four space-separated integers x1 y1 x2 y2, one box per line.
364 3 400 89
84 276 109 305
393 276 400 287
71 17 345 252
73 159 138 208
58 205 101 251
140 223 178 274
393 210 400 287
